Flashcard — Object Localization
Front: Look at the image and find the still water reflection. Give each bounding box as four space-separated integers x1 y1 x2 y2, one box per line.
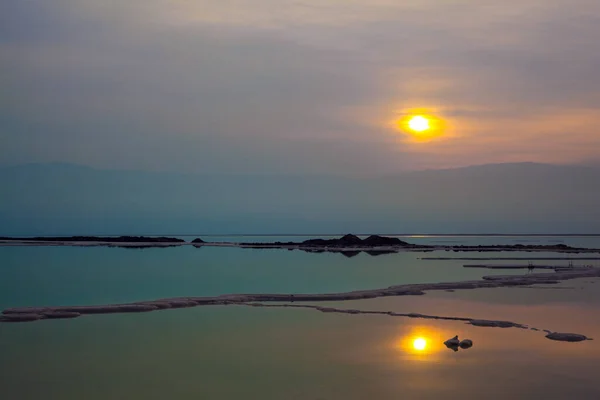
1 240 600 399
396 325 451 361
1 287 600 399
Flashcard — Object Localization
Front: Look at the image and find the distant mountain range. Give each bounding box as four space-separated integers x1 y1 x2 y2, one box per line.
1 162 598 235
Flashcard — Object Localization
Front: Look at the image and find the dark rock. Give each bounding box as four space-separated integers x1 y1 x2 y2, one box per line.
191 238 205 244
300 234 412 248
445 343 459 352
339 234 363 245
302 234 362 247
444 335 460 347
362 235 409 246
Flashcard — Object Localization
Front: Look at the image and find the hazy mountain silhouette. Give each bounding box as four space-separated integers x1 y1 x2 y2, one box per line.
1 162 598 235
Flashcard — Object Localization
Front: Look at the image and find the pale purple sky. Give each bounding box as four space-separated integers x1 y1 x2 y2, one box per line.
2 0 600 174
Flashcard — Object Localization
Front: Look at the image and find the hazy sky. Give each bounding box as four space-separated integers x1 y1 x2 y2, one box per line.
2 0 600 174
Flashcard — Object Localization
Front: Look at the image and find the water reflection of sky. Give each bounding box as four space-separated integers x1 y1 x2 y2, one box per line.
3 283 600 399
0 246 546 309
1 237 600 398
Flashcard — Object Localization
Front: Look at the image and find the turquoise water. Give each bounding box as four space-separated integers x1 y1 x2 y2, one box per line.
1 236 600 399
2 244 591 309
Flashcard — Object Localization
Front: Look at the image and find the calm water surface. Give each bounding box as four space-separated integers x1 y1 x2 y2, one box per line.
0 245 544 309
1 235 599 399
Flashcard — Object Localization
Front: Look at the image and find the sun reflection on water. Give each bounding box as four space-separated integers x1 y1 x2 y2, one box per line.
395 325 452 361
413 337 427 351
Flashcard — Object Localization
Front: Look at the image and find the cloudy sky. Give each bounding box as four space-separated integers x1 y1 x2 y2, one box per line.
2 0 600 174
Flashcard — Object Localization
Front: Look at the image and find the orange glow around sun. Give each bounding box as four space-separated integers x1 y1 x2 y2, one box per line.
396 110 446 142
393 325 453 362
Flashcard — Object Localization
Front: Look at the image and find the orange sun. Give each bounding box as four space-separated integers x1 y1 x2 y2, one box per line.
408 116 430 132
396 111 446 142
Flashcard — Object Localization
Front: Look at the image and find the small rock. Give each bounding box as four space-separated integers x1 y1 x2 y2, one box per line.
459 339 473 349
444 335 460 347
445 343 459 352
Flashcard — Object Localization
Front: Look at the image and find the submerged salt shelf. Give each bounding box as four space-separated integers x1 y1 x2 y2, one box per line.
240 303 591 342
3 267 598 342
464 264 595 269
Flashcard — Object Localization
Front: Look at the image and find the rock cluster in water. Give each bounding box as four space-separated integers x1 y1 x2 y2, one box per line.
444 335 460 347
444 336 473 351
302 234 411 247
236 234 415 248
2 234 599 255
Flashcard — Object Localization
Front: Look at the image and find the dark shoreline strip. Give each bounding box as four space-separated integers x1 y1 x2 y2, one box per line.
2 234 600 254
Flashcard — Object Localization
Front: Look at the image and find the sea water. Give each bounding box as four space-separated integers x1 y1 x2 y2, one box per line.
1 235 599 399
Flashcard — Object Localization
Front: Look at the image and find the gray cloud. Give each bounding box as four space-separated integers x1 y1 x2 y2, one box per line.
2 0 600 173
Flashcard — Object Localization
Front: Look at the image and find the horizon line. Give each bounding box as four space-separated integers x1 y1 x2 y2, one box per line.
3 233 600 237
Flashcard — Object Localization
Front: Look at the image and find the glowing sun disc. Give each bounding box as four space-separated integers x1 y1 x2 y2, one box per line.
408 115 430 132
413 337 427 351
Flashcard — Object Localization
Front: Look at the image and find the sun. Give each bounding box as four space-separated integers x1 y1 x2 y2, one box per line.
395 111 446 142
408 115 430 132
413 337 427 351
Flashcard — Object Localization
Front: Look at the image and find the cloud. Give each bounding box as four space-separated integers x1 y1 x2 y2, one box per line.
1 0 600 173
